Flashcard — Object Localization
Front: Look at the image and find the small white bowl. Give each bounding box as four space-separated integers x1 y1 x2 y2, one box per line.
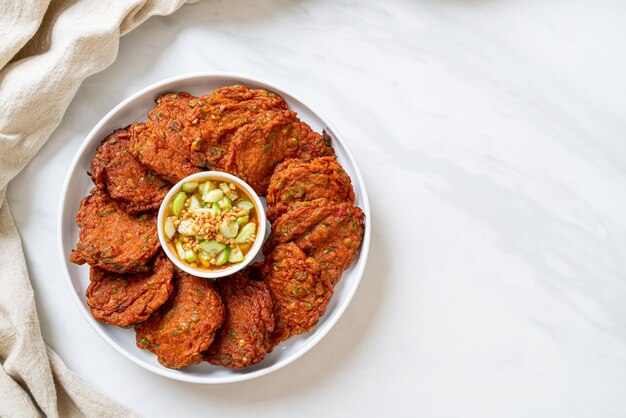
157 171 266 279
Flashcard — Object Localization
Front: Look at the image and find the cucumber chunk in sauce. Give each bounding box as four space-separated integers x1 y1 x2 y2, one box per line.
175 241 185 260
218 196 232 211
235 222 256 244
184 249 197 263
219 220 239 238
204 180 216 192
203 189 223 203
228 246 244 263
171 191 187 216
208 203 221 218
182 181 199 193
236 199 254 212
177 219 195 235
199 240 226 257
189 194 201 210
215 246 231 266
219 182 237 200
198 180 216 196
164 217 176 240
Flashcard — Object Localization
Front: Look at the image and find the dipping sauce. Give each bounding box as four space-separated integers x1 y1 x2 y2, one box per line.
162 179 259 270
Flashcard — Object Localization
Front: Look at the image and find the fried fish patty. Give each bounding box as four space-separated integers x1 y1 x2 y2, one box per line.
205 85 334 175
129 92 202 183
186 85 290 170
69 188 160 273
257 243 333 345
218 110 335 195
291 123 335 162
135 270 225 369
219 110 302 194
263 199 365 285
205 271 275 369
266 156 355 222
90 128 170 214
86 252 174 327
196 85 289 159
128 86 289 180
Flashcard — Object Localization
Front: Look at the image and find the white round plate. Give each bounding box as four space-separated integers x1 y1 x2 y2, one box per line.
58 73 371 384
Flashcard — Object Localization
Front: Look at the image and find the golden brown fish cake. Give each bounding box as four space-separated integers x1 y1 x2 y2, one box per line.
188 85 291 171
128 92 202 182
135 270 225 369
143 91 217 170
212 87 333 163
266 156 355 222
129 125 201 183
69 188 160 273
291 123 335 162
263 199 365 286
198 85 289 138
218 110 303 194
257 243 333 345
205 271 275 369
86 252 174 327
218 108 335 195
185 85 290 169
129 86 290 179
91 128 170 214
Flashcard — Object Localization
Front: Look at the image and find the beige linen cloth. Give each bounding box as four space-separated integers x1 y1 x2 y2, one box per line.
0 1 199 416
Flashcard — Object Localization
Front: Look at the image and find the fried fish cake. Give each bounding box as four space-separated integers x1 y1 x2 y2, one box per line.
129 86 289 179
266 156 355 222
69 188 160 273
186 85 290 172
129 123 201 183
212 89 334 163
201 84 288 113
128 92 202 182
140 91 218 170
198 85 289 139
90 128 170 214
258 243 333 345
263 199 365 285
219 110 302 194
218 108 335 195
205 271 274 369
86 252 174 327
291 123 335 162
185 85 289 170
135 270 225 369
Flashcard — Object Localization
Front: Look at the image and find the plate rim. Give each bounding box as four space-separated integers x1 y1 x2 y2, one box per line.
57 71 371 384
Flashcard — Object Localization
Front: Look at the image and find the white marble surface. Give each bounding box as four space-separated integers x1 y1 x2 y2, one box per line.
7 0 626 416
